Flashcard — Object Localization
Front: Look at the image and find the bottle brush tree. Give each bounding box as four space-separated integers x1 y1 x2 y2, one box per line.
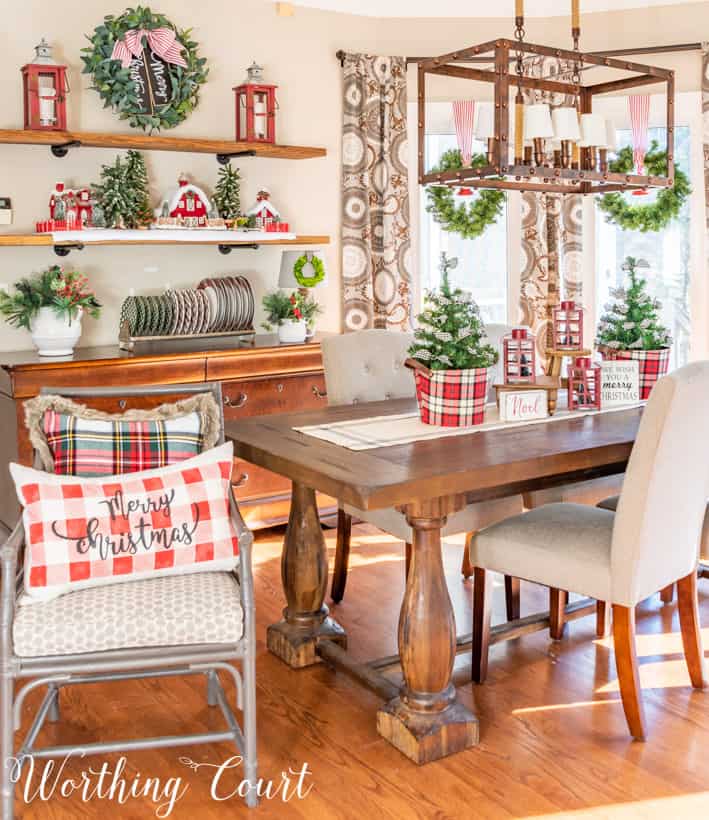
213 163 242 221
408 253 498 370
124 149 153 227
93 156 132 229
596 256 672 351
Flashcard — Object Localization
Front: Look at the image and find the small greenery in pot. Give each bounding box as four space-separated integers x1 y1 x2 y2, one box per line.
0 266 101 329
261 290 322 331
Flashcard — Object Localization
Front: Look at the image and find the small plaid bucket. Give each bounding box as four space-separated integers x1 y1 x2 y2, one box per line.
406 359 489 427
600 347 670 400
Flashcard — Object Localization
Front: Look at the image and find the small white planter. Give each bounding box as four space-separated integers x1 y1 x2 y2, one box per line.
278 319 308 345
30 306 83 357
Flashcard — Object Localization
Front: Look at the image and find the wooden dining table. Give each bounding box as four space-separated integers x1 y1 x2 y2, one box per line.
226 398 643 765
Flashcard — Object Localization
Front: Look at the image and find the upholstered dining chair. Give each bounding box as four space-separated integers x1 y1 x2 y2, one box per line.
469 362 709 740
321 328 524 608
0 383 257 819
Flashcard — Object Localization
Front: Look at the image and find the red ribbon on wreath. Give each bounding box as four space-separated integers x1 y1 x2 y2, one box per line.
629 94 650 196
111 28 188 69
452 100 476 196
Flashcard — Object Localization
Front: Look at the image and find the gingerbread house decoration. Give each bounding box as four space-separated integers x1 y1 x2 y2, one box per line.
154 174 226 230
38 182 94 233
246 187 280 229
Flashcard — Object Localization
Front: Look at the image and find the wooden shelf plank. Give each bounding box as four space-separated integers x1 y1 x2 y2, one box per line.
0 233 329 248
0 129 326 160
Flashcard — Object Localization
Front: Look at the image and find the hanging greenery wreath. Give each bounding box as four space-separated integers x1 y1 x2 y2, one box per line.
597 140 691 233
425 150 506 240
293 254 326 288
81 6 208 133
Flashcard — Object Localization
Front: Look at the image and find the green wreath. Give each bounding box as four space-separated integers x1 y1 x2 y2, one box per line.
292 254 326 288
598 140 691 233
81 6 208 132
425 150 506 240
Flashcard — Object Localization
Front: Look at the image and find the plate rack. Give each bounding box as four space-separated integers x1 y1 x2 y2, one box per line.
118 321 255 352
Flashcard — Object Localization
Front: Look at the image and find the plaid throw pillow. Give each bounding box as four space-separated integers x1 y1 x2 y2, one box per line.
42 409 205 476
11 442 239 603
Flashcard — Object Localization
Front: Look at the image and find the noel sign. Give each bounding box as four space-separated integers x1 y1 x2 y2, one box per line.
499 390 549 422
600 360 640 407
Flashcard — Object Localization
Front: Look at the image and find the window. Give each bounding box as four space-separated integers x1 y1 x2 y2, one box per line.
595 126 692 369
419 134 508 324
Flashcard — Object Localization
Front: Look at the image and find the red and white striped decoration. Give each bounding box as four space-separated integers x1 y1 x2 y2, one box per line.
452 100 476 166
629 95 651 175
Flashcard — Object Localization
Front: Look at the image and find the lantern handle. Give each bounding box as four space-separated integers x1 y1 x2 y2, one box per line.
216 150 257 165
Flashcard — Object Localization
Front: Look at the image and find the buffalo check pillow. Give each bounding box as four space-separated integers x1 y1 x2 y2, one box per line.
11 441 239 604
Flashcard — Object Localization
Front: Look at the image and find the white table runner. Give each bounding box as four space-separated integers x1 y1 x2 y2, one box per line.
50 228 296 243
294 403 644 451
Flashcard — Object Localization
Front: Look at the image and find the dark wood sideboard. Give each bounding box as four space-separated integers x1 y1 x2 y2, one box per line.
0 334 335 532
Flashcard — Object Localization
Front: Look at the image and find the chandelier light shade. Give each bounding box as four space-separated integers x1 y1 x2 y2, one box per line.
416 0 675 195
474 103 494 139
604 119 618 151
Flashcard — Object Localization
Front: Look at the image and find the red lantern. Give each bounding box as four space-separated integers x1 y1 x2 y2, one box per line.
567 357 601 410
503 328 536 384
552 300 584 350
22 39 68 131
234 62 277 144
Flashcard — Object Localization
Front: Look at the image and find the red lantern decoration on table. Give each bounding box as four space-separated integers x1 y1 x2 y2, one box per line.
567 357 601 410
553 300 584 350
21 39 68 131
234 62 277 144
503 328 536 384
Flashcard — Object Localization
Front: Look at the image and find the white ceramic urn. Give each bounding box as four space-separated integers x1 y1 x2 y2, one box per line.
277 319 308 345
30 306 83 356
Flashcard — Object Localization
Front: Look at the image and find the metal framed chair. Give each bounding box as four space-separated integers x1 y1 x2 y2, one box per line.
0 383 257 818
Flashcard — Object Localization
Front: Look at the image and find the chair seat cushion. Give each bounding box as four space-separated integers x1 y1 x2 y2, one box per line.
13 571 243 658
469 503 615 602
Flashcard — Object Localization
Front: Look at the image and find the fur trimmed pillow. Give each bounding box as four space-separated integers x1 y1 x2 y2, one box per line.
24 392 222 476
11 441 239 603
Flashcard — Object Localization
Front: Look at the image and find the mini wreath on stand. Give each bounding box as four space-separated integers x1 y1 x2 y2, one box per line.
597 141 691 233
293 253 326 288
425 149 506 240
81 6 208 132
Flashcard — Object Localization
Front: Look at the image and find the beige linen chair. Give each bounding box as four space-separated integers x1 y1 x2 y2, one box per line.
469 362 709 740
321 328 524 608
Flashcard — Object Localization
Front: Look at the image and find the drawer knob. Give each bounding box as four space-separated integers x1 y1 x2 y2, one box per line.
232 472 249 488
312 385 327 399
118 399 127 410
277 383 284 393
224 392 248 409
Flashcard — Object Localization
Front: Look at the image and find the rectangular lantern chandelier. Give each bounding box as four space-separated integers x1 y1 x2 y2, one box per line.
417 0 675 195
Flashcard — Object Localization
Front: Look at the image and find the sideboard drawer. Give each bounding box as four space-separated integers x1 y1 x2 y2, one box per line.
232 457 291 501
221 372 327 419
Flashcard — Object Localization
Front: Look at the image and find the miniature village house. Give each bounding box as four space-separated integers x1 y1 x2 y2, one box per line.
154 174 226 229
246 187 280 229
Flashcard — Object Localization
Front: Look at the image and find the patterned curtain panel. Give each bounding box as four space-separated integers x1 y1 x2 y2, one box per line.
341 53 412 331
519 56 583 367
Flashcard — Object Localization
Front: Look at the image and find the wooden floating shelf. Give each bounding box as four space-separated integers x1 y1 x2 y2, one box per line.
0 129 327 161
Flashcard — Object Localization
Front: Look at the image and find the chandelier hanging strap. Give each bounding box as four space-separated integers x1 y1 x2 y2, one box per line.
571 0 580 50
514 0 525 164
452 101 476 166
629 95 651 174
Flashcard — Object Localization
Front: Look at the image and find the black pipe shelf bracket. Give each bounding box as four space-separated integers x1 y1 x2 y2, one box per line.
218 243 260 255
50 140 82 158
53 243 84 257
216 150 257 165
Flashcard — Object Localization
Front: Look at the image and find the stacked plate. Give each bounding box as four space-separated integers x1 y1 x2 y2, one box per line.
119 276 254 338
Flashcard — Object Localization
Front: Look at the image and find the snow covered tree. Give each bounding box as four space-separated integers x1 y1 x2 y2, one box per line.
92 156 131 229
213 163 241 221
596 256 672 351
409 253 498 370
124 150 153 227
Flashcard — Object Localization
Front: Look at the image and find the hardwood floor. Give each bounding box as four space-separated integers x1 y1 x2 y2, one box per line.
10 523 709 818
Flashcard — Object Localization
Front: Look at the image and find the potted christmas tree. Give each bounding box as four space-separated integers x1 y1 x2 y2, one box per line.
214 162 241 227
406 253 498 427
596 256 672 399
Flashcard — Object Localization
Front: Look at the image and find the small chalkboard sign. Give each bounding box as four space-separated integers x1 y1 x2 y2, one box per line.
601 360 640 407
128 47 172 115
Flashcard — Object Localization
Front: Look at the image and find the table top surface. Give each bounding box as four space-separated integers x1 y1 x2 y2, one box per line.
225 398 643 510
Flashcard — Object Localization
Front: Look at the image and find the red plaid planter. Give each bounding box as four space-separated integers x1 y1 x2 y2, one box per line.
600 347 670 400
408 361 489 427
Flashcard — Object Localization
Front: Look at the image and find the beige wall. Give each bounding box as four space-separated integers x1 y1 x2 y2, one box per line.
1 1 707 351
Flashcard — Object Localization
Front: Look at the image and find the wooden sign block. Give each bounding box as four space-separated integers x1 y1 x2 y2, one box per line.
601 360 640 407
499 390 549 422
128 47 171 115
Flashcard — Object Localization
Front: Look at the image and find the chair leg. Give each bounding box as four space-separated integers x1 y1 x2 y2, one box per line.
612 604 647 741
660 584 675 604
461 533 474 579
472 567 493 684
207 670 219 707
549 588 567 640
505 575 521 621
676 571 708 689
330 509 352 603
405 542 412 579
1 667 14 819
596 600 611 638
48 685 60 722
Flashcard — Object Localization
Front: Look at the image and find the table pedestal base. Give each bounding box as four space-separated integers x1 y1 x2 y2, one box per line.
267 615 347 669
377 697 479 764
